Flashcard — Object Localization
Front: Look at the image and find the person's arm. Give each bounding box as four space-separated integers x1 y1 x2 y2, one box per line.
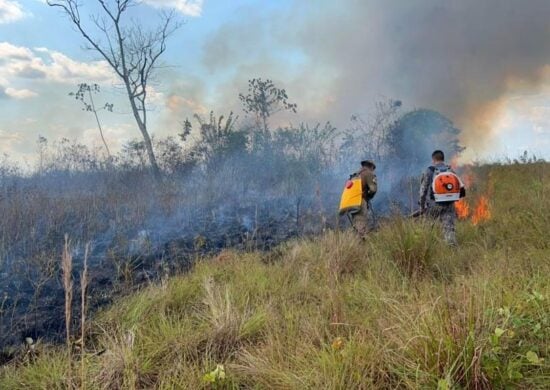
363 172 377 199
418 168 431 210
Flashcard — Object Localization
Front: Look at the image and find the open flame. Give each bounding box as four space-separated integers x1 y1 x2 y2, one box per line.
455 196 491 224
471 195 491 225
455 199 470 219
451 160 491 224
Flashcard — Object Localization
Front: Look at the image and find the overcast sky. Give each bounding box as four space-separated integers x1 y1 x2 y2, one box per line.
1 0 549 164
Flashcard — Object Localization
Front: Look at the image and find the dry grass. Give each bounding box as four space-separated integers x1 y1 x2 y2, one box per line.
62 235 74 389
80 243 90 390
1 163 549 389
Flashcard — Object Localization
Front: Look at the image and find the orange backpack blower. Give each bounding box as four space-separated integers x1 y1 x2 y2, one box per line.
431 166 465 202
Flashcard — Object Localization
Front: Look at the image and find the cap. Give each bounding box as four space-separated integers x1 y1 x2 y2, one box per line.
360 159 376 170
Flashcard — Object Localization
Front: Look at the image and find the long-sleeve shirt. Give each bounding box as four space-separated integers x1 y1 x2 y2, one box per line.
419 162 452 209
358 167 377 200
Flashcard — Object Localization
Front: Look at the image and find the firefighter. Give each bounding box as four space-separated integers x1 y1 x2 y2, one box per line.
350 159 378 238
419 150 465 246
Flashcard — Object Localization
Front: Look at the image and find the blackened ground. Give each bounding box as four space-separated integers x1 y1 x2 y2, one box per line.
0 197 335 351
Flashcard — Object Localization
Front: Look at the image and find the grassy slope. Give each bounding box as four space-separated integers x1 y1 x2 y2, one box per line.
1 163 548 389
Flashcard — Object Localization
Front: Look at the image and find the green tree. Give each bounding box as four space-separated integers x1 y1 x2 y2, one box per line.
239 78 297 135
389 109 464 170
181 111 246 173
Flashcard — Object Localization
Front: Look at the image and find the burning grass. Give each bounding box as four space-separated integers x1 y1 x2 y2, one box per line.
456 195 492 225
472 195 492 225
455 198 470 219
0 162 548 389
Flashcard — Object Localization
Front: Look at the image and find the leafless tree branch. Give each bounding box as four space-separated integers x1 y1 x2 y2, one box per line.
46 0 181 179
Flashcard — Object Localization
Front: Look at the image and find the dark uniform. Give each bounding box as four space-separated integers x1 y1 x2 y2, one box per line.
351 163 377 237
419 162 458 246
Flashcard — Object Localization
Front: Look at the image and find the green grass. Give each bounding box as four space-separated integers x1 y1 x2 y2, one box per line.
1 162 549 389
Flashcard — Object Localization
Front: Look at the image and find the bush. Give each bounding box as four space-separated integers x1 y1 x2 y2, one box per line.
376 218 441 277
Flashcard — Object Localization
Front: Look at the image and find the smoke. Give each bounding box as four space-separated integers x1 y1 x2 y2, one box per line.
195 0 550 157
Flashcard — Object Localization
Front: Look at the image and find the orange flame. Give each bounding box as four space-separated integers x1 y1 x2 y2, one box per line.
455 199 470 219
472 195 491 225
444 159 491 225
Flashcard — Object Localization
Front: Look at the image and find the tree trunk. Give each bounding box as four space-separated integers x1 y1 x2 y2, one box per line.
124 82 161 180
137 118 161 180
87 89 112 159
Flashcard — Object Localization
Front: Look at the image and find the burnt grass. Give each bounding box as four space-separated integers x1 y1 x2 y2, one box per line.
0 164 405 358
0 196 337 354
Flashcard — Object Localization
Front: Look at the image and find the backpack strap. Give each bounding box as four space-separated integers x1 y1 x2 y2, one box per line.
433 165 449 175
427 166 436 199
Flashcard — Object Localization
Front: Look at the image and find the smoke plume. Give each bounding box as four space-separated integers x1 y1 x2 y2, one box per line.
197 0 550 156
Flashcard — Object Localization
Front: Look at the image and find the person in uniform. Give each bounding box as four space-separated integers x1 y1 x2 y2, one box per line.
419 150 460 246
351 159 378 238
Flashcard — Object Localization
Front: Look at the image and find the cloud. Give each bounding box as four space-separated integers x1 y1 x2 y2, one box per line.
0 41 33 60
0 129 25 154
5 87 38 99
12 65 46 79
0 0 26 24
42 50 114 83
0 129 23 142
142 0 203 17
0 42 115 87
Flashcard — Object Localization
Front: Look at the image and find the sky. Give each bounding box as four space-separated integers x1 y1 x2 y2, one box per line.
0 0 549 165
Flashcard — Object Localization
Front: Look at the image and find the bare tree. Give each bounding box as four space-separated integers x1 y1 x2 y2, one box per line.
47 0 181 179
342 99 402 163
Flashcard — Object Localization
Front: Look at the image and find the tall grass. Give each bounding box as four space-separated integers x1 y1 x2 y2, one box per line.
80 243 90 390
0 163 548 389
62 235 73 389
